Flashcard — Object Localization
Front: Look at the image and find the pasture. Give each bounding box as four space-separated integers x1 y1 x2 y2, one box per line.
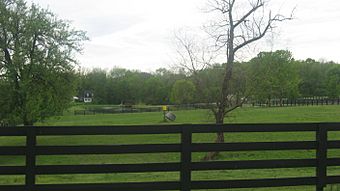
2 105 340 190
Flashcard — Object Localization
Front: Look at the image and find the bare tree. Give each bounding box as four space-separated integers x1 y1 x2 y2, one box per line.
174 0 293 160
205 0 293 160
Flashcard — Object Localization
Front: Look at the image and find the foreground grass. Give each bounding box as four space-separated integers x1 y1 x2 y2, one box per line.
2 105 340 190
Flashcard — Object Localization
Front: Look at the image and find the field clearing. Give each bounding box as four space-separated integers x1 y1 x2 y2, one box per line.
2 105 340 190
39 105 340 126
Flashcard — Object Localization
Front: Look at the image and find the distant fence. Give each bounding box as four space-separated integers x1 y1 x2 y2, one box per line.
73 98 340 115
1 123 340 190
252 97 340 107
74 107 162 115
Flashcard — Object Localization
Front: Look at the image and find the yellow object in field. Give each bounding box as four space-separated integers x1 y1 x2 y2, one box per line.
162 106 167 111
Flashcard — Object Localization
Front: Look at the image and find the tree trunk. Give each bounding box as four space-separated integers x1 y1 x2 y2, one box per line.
24 121 33 126
202 131 224 161
203 12 235 161
202 108 225 161
23 114 33 126
199 0 292 162
23 104 33 126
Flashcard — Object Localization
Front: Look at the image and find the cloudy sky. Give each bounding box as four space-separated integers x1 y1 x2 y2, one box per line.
30 0 340 71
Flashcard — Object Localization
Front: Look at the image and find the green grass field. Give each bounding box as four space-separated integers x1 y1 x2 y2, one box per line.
2 105 340 190
40 104 340 125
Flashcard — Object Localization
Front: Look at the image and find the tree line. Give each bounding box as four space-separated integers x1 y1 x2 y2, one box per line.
76 50 340 106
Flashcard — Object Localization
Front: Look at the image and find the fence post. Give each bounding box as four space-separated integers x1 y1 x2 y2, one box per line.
26 126 36 191
181 126 192 191
316 124 327 191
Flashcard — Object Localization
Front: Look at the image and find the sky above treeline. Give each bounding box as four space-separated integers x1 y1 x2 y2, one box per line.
30 0 340 72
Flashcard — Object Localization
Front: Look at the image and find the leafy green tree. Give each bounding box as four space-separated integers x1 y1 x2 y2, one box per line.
249 50 300 105
143 77 168 105
76 67 187 105
325 64 340 98
0 78 17 123
0 0 87 125
154 68 186 104
123 71 151 104
297 59 327 97
105 67 127 104
171 79 196 104
78 68 108 104
107 69 152 104
193 64 223 103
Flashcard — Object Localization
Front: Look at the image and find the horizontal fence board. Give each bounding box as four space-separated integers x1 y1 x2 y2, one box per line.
327 141 340 149
320 123 340 131
0 146 26 155
326 176 340 184
191 177 317 189
0 127 26 136
0 185 26 191
35 181 180 191
191 159 316 171
35 144 181 155
32 123 322 136
36 163 181 174
35 125 183 135
327 158 340 166
0 166 26 175
190 141 316 152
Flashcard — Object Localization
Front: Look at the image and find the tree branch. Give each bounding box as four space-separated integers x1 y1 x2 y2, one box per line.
234 11 292 53
234 0 264 27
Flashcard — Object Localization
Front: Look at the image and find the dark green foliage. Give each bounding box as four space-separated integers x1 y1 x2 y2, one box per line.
75 52 340 107
297 59 340 98
248 50 300 103
143 77 168 105
77 68 108 104
0 0 87 125
325 63 340 98
193 64 224 103
170 79 196 104
297 58 328 97
76 67 184 105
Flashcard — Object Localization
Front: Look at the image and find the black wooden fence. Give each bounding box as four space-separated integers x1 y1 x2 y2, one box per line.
1 123 340 190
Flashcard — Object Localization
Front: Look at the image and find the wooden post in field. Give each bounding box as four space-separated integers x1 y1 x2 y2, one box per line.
162 105 167 122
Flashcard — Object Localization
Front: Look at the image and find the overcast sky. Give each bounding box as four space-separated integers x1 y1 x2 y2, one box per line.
30 0 340 72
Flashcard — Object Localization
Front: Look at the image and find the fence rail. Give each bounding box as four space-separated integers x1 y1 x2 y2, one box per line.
252 97 340 107
1 123 340 190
